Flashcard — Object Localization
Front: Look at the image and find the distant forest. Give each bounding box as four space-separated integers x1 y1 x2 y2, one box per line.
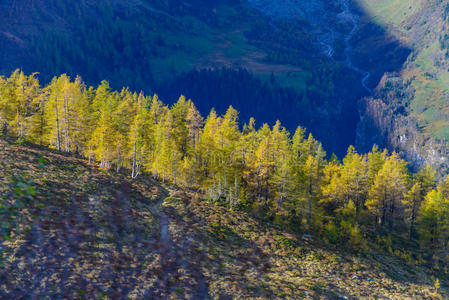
0 0 366 156
158 67 362 158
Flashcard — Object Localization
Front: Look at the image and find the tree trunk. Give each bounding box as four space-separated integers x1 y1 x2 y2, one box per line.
307 180 313 232
409 201 417 240
388 201 395 233
132 139 137 179
116 144 121 173
39 104 45 146
64 95 72 153
2 122 7 136
55 101 61 151
16 106 21 138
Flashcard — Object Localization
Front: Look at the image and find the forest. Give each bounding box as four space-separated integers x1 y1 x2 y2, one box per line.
1 70 449 272
0 0 367 157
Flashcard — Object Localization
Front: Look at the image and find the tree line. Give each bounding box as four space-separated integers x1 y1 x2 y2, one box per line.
1 70 449 269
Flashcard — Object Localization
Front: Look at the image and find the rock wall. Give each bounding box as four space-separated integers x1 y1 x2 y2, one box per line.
357 73 449 174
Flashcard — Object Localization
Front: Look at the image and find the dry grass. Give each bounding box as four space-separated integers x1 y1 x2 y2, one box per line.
0 138 446 299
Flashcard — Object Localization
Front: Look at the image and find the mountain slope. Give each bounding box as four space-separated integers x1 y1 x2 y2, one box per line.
3 0 449 165
0 0 372 157
1 138 447 299
0 0 320 89
355 0 449 172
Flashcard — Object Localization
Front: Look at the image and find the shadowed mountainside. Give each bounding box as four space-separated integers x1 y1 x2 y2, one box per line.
0 0 412 158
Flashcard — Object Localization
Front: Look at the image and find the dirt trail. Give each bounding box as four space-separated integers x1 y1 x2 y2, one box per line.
150 185 210 299
149 186 172 297
150 187 170 246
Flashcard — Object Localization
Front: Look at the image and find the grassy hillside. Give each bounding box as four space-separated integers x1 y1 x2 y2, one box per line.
356 0 422 29
1 137 447 299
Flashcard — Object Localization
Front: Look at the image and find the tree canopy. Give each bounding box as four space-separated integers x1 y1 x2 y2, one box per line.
2 70 449 267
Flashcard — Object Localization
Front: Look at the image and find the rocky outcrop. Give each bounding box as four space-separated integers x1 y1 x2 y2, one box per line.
357 73 449 174
355 0 449 174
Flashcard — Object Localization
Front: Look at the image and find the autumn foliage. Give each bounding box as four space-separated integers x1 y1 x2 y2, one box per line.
1 70 449 265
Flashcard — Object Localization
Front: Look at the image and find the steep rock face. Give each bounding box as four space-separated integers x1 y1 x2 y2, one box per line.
356 0 449 173
357 73 449 174
358 97 449 174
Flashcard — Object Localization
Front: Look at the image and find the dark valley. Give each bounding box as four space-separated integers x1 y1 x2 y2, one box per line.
0 0 411 157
